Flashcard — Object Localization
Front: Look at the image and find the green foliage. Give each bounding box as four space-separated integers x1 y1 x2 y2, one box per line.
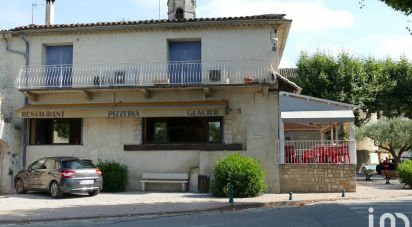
54 121 70 139
358 117 412 164
397 160 412 188
295 52 412 125
97 161 129 192
211 153 266 198
379 0 412 16
375 58 412 118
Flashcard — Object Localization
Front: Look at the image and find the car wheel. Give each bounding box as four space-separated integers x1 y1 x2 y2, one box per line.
87 189 99 196
49 181 63 198
15 178 27 194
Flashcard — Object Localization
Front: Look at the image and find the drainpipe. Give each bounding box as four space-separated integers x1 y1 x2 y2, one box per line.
2 33 30 167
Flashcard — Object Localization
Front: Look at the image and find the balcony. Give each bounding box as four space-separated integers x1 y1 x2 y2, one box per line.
276 140 356 164
15 59 274 90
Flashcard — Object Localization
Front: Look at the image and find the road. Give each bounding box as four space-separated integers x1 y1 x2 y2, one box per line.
4 199 412 227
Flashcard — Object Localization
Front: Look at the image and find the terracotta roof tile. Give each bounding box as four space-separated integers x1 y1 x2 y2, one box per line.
1 14 287 33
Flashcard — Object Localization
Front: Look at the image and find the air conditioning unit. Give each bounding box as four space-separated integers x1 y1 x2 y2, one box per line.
113 70 126 85
209 70 221 82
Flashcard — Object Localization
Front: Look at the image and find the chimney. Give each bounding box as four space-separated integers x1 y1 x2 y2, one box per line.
45 0 55 25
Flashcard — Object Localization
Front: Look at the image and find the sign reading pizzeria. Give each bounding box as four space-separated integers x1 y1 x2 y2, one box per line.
107 111 140 118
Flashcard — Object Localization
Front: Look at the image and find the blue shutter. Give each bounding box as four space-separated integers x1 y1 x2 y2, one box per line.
46 46 73 87
168 42 201 84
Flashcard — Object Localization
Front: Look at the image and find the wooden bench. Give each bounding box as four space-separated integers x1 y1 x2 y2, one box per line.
362 166 377 181
140 173 189 192
382 170 399 184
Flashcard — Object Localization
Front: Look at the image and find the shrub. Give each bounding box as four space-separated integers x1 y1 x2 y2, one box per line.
97 161 129 192
211 153 267 197
398 160 412 188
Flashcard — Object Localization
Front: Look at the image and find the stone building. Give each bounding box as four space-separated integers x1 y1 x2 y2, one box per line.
0 0 356 193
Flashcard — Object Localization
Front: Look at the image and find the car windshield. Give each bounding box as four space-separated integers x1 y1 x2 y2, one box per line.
62 159 96 169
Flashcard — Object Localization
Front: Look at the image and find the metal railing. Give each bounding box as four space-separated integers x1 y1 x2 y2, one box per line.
276 140 356 164
15 59 274 90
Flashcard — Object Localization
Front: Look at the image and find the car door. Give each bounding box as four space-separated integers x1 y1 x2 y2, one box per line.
38 159 56 190
27 158 46 189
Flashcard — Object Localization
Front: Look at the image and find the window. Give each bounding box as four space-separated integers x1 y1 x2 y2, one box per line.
175 8 184 19
144 117 222 144
62 159 96 169
45 45 73 87
44 159 57 169
29 159 46 170
30 119 82 145
168 41 201 84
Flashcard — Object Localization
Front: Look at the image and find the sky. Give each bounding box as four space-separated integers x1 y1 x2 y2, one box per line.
0 0 411 67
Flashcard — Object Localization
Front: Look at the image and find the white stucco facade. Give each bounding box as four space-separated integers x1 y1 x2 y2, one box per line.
23 87 281 192
0 15 293 193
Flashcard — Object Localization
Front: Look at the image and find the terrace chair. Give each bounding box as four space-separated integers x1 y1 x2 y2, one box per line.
339 144 350 163
284 145 296 163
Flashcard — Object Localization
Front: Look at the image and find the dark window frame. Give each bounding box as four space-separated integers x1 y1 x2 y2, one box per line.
142 117 223 145
29 118 83 146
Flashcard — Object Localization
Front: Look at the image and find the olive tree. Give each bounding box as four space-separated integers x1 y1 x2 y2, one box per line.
358 117 412 164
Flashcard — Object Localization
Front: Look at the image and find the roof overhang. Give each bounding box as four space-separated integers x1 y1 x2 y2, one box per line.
280 91 355 123
281 110 354 123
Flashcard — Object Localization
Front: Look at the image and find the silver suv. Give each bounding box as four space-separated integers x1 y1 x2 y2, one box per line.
14 157 103 198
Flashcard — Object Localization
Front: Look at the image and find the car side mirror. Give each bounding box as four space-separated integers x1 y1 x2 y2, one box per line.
40 164 47 169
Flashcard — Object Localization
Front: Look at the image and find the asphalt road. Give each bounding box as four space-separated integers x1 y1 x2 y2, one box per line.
5 199 412 227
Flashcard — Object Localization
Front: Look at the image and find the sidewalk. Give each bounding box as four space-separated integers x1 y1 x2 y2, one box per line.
0 176 411 224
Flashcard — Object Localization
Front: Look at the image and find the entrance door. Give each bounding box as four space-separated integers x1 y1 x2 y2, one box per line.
46 46 73 88
168 42 201 84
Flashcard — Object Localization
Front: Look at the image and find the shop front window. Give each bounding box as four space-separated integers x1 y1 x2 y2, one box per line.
30 119 82 145
144 117 222 144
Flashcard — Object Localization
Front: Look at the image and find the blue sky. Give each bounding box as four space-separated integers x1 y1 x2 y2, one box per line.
0 0 411 67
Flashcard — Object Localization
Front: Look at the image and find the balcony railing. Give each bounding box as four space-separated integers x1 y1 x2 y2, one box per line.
15 59 274 90
276 140 356 164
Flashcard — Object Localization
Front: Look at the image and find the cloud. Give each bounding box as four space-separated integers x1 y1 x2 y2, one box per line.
361 34 412 60
279 57 295 68
197 0 354 33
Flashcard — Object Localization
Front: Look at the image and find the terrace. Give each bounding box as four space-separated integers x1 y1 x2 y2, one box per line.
15 59 275 90
276 92 357 165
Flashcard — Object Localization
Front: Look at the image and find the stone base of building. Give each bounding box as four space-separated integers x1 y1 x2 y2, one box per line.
279 164 356 193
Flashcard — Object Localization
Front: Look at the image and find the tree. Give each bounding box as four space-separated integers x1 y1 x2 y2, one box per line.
378 0 412 15
294 52 412 125
357 117 412 164
374 57 412 119
294 51 393 125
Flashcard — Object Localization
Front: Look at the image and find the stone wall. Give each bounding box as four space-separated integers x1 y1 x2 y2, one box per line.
279 164 356 193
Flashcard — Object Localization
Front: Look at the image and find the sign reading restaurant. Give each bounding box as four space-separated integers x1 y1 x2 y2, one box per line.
21 111 65 118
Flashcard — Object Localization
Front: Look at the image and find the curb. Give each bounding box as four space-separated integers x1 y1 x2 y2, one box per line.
0 198 346 225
